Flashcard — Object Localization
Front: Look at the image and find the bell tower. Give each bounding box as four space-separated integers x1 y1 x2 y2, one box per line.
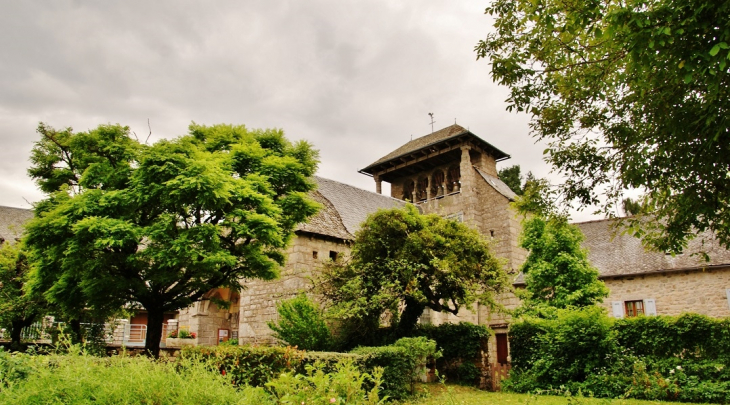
359 124 525 271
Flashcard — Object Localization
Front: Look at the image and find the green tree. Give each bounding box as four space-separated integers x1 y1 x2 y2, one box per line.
477 0 730 255
317 205 508 343
498 165 523 195
0 242 46 349
518 215 608 311
267 293 332 351
24 122 319 356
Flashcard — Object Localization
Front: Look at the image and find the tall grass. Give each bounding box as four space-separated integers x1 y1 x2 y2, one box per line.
0 347 269 404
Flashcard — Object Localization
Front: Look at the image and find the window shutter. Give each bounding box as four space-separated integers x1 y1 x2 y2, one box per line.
726 289 730 311
611 301 624 318
644 298 657 316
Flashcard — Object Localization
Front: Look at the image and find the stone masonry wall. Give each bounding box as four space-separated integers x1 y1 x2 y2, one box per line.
238 234 349 344
602 267 730 318
176 288 240 346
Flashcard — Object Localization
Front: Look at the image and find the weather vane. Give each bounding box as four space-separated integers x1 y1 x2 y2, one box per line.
428 112 435 134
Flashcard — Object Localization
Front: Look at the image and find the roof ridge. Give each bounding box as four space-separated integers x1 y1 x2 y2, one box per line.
0 205 32 211
314 176 403 203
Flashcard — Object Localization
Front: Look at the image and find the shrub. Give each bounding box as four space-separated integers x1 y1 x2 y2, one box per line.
0 349 34 389
267 293 333 351
180 345 305 387
0 350 270 404
506 309 730 403
413 322 490 384
352 344 413 400
266 359 386 404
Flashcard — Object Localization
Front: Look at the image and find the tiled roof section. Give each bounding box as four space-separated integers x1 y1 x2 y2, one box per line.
296 190 352 240
475 167 518 201
0 206 33 244
366 124 470 168
576 219 730 277
313 176 406 236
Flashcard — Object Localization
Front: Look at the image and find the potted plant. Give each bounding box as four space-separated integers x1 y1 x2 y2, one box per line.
165 329 198 347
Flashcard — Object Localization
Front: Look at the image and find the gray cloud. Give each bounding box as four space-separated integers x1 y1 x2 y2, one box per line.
0 0 598 220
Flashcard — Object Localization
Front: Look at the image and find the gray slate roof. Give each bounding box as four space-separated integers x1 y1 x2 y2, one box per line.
0 206 33 243
296 189 352 240
514 218 730 284
305 176 405 238
576 219 730 277
475 167 518 201
362 124 510 171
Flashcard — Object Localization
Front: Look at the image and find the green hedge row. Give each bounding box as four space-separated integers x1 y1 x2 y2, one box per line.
412 322 491 384
506 308 730 403
181 337 434 400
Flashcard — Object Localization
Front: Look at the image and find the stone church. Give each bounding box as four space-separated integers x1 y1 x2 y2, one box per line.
2 124 730 363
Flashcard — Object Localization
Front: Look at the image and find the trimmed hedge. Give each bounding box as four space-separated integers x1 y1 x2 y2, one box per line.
412 322 491 384
506 309 730 403
181 339 429 400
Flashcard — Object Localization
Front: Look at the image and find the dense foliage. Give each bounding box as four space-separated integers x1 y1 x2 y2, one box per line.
182 337 438 400
23 122 319 356
506 310 730 403
0 348 386 404
497 165 523 196
518 216 608 310
267 293 333 351
0 243 46 349
317 205 508 342
413 322 492 384
477 0 730 255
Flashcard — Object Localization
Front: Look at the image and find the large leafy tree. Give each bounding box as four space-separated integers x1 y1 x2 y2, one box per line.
24 123 319 356
514 180 608 313
477 0 730 254
317 205 508 343
0 242 47 349
518 216 609 311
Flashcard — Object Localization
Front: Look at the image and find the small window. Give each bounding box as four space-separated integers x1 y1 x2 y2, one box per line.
312 251 318 259
329 251 338 261
490 230 495 238
625 300 645 317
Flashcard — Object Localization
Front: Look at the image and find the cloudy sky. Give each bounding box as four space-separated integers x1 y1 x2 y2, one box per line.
0 1 599 221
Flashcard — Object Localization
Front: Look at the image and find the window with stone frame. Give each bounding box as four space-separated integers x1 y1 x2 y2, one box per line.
624 300 645 317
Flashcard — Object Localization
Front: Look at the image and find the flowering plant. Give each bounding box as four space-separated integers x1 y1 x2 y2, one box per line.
178 329 196 339
168 330 178 338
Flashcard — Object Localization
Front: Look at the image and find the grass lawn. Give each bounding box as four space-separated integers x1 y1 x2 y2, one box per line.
403 384 718 405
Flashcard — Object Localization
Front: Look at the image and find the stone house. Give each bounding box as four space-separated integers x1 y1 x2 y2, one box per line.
4 124 730 361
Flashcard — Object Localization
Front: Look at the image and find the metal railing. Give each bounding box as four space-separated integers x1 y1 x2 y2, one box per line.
1 321 170 348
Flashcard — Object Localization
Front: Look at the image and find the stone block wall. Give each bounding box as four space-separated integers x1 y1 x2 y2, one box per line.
238 233 349 344
176 288 240 346
602 267 730 318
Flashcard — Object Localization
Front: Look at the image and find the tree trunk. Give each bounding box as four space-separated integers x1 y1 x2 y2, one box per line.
396 297 426 337
10 319 24 349
69 319 82 344
144 307 164 357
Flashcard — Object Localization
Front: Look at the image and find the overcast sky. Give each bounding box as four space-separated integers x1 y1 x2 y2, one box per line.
0 1 600 221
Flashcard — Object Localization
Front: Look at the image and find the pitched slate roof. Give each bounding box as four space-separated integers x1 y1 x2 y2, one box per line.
361 124 510 173
474 167 518 201
296 189 352 240
0 206 33 244
307 176 405 237
576 219 730 277
514 218 730 284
